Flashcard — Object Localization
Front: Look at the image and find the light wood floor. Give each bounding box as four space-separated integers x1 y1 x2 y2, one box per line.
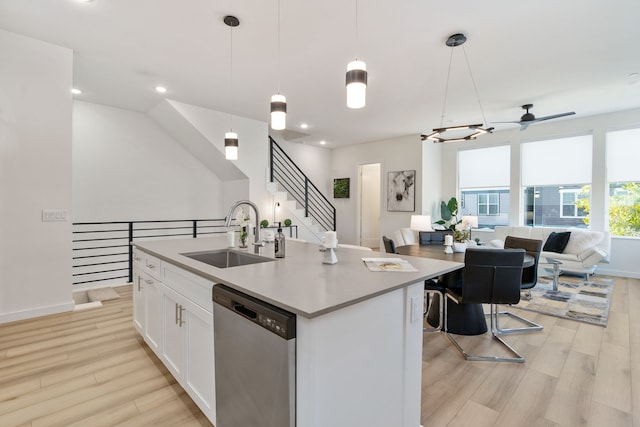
0 277 638 426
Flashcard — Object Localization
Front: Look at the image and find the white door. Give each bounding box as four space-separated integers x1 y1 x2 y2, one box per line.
359 163 381 247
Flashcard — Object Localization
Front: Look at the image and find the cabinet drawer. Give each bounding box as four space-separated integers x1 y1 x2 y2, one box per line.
143 253 163 279
163 262 213 313
132 247 144 266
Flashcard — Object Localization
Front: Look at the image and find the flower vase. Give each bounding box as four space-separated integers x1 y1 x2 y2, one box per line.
453 241 467 253
238 226 248 249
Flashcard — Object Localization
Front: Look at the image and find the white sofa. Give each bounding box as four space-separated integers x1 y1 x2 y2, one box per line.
488 226 610 279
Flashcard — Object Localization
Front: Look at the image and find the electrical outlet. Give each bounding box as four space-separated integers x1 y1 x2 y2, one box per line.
42 209 68 222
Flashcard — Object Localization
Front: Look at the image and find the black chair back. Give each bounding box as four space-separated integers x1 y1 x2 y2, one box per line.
462 248 525 305
504 236 542 289
382 236 397 254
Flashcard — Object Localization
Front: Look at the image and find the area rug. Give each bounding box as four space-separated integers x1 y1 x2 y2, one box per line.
514 276 614 327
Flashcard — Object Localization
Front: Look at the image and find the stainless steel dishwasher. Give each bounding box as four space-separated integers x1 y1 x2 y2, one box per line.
213 284 296 427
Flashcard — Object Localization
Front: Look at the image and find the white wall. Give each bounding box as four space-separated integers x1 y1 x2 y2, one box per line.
73 101 224 221
276 140 332 198
331 135 430 245
167 101 271 222
0 30 73 323
440 108 640 278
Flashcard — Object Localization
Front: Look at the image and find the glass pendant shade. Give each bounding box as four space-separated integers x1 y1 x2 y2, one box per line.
270 94 287 130
225 132 238 160
346 60 367 109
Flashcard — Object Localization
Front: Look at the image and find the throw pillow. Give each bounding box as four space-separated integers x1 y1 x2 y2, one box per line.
562 228 604 254
488 239 505 248
543 231 571 253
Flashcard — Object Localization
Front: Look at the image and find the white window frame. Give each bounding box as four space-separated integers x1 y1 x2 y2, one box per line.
559 189 586 218
478 193 499 216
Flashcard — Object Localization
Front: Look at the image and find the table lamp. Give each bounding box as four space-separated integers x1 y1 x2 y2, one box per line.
410 215 433 231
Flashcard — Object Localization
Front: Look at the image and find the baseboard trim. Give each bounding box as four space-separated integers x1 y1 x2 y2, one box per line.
596 267 640 279
0 301 74 324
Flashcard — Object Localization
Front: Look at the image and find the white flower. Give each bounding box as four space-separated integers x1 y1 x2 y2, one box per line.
235 208 250 227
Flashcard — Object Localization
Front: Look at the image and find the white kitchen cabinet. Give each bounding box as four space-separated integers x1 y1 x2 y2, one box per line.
132 249 163 356
132 269 145 335
142 272 162 354
161 283 215 421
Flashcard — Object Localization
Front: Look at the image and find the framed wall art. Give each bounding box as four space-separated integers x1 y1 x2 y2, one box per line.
387 170 415 212
333 177 350 199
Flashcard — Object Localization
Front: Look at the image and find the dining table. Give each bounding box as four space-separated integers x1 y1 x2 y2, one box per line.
396 243 534 335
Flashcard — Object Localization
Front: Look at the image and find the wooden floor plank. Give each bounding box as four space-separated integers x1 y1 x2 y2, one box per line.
0 277 638 426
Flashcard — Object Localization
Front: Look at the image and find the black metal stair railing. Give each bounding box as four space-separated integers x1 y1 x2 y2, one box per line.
72 219 227 287
269 137 336 232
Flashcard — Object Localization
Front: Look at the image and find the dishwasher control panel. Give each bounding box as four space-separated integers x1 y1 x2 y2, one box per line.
213 284 296 340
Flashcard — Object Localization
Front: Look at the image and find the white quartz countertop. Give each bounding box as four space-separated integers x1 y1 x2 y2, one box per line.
133 237 462 318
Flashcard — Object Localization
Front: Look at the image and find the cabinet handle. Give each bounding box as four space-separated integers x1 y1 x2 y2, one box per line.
137 276 142 291
175 303 179 325
144 279 153 285
179 305 186 327
146 264 156 270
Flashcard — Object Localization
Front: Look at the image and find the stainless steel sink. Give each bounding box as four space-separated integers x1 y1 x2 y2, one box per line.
181 249 274 269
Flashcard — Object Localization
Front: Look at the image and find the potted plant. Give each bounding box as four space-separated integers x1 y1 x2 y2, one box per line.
235 208 250 248
260 219 269 228
435 197 468 251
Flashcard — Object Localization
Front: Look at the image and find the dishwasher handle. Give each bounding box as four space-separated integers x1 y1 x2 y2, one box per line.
232 302 257 320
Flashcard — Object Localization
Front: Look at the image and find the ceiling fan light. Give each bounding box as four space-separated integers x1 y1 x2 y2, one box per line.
270 94 287 130
346 60 367 109
225 132 238 160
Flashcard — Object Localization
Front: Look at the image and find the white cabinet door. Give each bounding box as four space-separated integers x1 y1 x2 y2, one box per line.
143 275 163 354
183 297 215 421
161 285 186 379
132 269 145 335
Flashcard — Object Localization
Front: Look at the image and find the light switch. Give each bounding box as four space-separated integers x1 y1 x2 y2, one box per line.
42 209 68 222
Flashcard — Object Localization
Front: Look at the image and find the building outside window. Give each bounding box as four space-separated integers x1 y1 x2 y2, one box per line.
478 193 499 215
560 188 588 218
521 135 592 228
458 145 510 229
606 127 640 237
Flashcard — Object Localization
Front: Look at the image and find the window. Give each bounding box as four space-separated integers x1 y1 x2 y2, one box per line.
478 193 499 215
458 145 510 228
606 128 640 237
521 135 592 227
560 189 587 218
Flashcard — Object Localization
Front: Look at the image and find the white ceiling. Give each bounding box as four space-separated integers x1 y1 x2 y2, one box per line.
1 0 639 147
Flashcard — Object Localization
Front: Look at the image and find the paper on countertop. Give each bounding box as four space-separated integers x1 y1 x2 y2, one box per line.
362 257 418 272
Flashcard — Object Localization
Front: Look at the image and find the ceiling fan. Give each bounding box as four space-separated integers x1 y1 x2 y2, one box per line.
493 104 576 131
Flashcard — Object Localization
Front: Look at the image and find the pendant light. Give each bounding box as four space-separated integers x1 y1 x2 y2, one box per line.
224 15 240 160
423 33 493 143
270 0 287 130
345 0 367 109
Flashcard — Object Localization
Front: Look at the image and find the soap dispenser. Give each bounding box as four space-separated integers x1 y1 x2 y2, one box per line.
275 222 285 258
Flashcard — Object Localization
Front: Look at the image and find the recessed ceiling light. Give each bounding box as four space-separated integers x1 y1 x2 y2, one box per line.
300 123 309 129
319 140 327 145
77 0 93 3
71 88 82 95
155 86 167 93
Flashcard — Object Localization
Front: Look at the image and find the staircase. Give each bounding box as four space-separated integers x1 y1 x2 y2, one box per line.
269 137 335 243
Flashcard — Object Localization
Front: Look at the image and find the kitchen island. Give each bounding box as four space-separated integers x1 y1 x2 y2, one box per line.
132 237 462 427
